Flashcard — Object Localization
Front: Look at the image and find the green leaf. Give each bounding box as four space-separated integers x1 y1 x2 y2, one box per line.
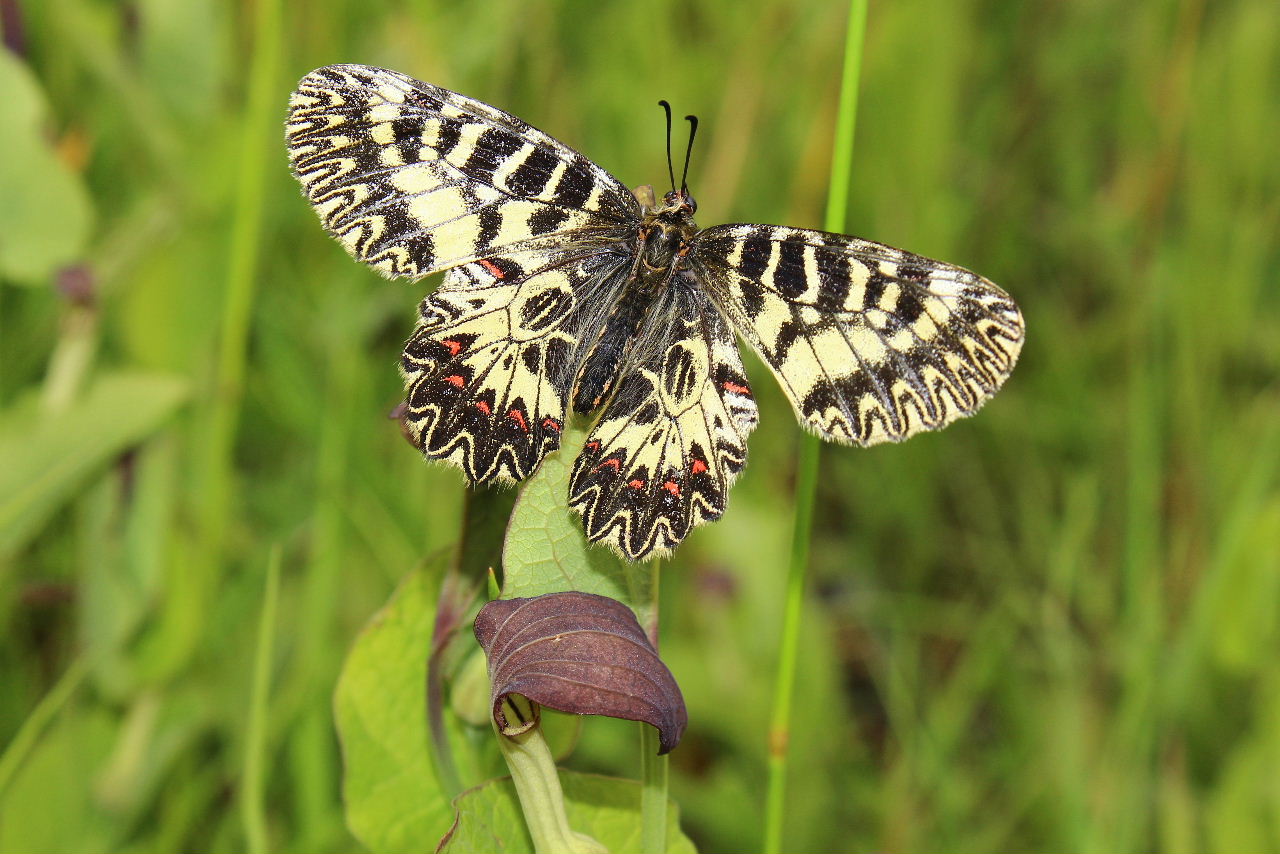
0 52 94 284
438 771 696 854
501 425 653 627
335 559 501 854
0 371 187 557
0 708 117 853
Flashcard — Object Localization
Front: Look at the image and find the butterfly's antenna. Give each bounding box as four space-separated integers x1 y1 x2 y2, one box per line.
658 100 676 193
680 114 699 195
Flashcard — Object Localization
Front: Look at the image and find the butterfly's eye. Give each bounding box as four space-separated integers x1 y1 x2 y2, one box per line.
683 194 697 214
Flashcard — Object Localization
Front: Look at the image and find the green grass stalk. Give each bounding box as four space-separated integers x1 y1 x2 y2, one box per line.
0 658 89 799
188 0 282 665
243 547 282 854
763 2 868 851
640 559 668 854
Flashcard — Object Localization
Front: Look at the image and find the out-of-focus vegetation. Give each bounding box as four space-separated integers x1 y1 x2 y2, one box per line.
2 0 1278 851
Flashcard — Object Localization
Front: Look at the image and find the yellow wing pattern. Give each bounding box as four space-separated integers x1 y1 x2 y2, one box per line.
568 292 758 560
695 225 1024 446
287 65 635 280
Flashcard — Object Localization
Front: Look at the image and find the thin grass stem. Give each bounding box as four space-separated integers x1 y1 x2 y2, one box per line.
763 2 868 851
243 547 282 854
640 558 668 854
189 0 282 662
0 657 89 798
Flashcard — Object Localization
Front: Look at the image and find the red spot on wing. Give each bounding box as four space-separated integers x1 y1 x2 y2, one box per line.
441 338 463 356
722 381 751 395
662 480 680 496
477 258 505 279
541 417 562 433
596 458 621 472
628 479 646 489
444 375 466 387
586 440 601 451
691 458 709 475
475 400 491 415
508 409 529 432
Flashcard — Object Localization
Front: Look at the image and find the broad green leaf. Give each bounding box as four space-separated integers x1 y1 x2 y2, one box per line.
335 560 502 854
0 52 94 284
0 372 187 557
502 426 653 627
438 771 696 854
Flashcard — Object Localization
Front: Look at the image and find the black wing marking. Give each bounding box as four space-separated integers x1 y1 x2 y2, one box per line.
695 224 1024 445
287 64 639 280
568 288 758 560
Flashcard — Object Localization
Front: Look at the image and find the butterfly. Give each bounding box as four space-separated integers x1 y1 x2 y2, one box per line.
286 65 1025 561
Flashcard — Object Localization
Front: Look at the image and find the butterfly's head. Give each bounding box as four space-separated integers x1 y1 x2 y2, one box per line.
638 185 699 233
656 100 700 223
661 188 697 216
646 188 699 243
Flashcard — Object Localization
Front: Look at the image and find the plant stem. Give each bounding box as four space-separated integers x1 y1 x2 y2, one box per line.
640 559 667 854
763 2 868 852
0 657 88 798
183 0 281 675
41 300 98 414
821 0 869 237
640 724 669 854
494 704 607 854
243 547 281 854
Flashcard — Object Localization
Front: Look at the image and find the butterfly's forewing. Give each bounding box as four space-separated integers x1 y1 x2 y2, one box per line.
288 66 647 486
694 225 1024 445
286 65 638 279
568 290 758 560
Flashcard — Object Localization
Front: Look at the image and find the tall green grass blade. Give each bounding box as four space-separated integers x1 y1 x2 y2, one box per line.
189 0 282 645
0 658 88 799
0 372 187 558
242 547 281 854
764 2 867 851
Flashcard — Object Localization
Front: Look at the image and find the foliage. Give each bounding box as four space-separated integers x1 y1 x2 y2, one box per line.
500 425 650 625
2 0 1279 852
439 771 695 854
334 558 485 853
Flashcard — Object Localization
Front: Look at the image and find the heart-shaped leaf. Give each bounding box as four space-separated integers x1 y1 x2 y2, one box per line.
501 424 654 630
336 558 503 853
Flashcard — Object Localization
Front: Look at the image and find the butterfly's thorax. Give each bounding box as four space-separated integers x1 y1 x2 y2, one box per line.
639 198 699 273
570 191 699 414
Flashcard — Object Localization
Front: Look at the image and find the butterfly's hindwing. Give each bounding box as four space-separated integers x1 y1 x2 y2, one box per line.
695 225 1024 446
286 65 638 280
568 292 758 560
401 247 618 483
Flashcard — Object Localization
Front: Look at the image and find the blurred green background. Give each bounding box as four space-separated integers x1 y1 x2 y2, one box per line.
2 0 1278 851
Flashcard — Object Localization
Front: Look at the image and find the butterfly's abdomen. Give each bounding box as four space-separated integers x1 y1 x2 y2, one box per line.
571 286 653 414
570 215 699 416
